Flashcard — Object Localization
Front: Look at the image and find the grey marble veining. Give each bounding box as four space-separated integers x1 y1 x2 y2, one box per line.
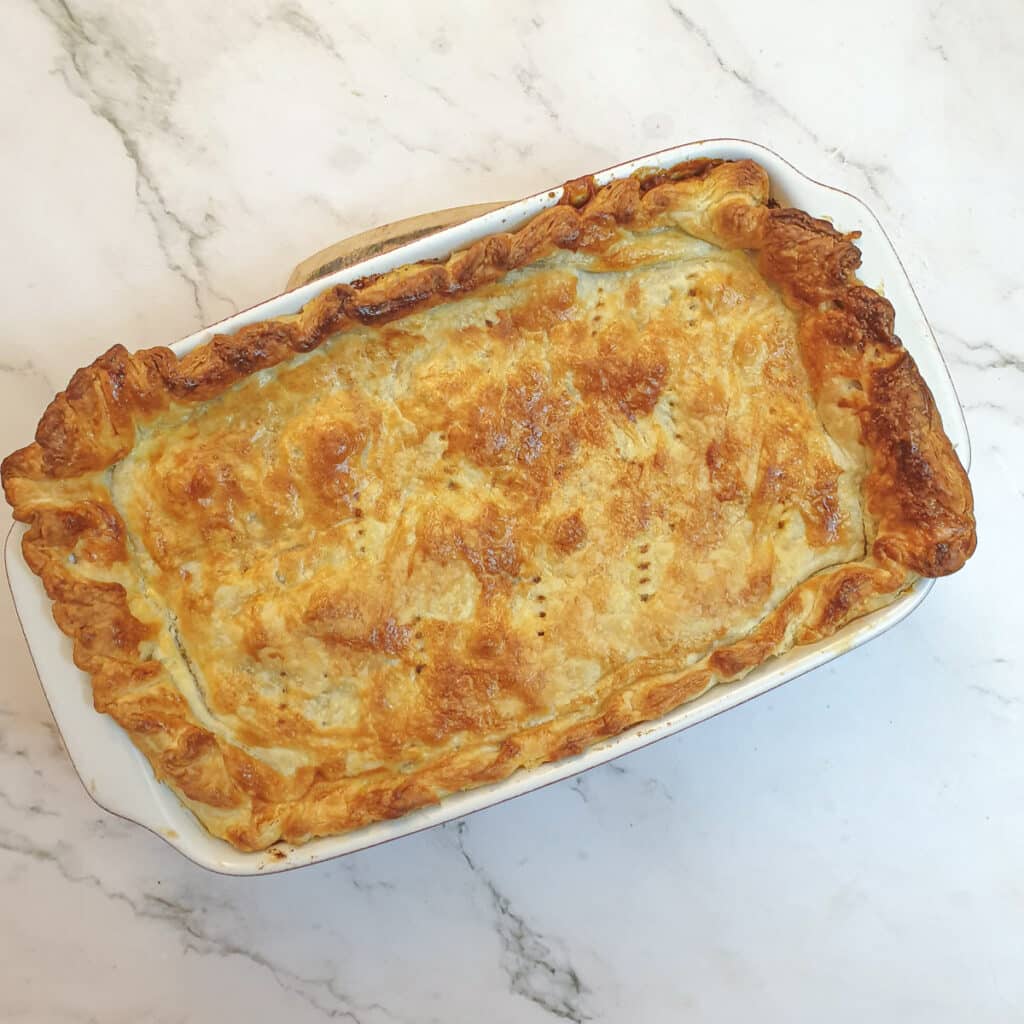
2 1 1022 1021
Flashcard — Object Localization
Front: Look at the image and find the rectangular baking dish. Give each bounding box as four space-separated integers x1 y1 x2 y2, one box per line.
4 139 971 875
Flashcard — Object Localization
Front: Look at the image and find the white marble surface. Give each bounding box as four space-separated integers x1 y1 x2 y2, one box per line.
1 1 1021 1020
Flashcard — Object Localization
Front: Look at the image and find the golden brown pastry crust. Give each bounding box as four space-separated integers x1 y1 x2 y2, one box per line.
2 159 975 850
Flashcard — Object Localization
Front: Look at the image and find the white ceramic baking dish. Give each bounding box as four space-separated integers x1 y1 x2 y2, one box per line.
5 139 971 875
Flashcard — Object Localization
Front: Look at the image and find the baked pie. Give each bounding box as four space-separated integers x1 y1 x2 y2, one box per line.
2 159 976 850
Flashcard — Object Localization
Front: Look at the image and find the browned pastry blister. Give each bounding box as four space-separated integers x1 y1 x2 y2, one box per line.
2 159 975 850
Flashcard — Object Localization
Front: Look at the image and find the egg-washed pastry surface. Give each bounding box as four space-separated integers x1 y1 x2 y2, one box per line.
2 159 975 850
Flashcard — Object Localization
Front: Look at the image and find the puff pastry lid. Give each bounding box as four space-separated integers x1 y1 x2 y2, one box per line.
2 158 975 850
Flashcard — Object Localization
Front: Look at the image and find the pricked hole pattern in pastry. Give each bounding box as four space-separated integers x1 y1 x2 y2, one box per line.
412 619 427 676
665 392 684 443
637 542 655 602
527 576 548 635
686 284 700 328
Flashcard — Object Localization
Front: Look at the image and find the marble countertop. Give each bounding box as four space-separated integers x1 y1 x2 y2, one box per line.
2 2 1021 1020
